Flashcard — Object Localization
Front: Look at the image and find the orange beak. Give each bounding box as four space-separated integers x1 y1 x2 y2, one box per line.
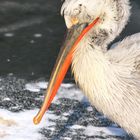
33 17 99 125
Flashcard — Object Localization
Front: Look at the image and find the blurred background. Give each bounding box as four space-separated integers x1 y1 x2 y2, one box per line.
0 0 140 81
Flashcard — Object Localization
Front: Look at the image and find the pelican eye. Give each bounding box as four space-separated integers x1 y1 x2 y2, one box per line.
73 8 81 15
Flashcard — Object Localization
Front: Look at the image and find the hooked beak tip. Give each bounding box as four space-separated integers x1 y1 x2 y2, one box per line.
33 115 41 125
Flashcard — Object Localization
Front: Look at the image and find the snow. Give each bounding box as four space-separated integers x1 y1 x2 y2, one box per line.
86 106 93 112
25 83 41 92
25 82 47 92
0 80 127 140
69 125 85 130
61 83 74 88
25 82 85 102
0 109 57 140
36 82 48 89
84 125 126 137
3 98 11 101
0 80 87 140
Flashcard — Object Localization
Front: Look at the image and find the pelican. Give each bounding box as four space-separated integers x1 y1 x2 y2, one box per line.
34 0 140 139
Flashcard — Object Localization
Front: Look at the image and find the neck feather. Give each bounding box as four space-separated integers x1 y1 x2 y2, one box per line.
88 0 131 51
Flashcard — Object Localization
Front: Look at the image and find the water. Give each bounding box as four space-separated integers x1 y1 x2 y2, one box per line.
0 0 139 80
0 0 65 80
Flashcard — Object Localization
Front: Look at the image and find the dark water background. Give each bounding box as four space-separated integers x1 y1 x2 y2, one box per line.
0 0 140 80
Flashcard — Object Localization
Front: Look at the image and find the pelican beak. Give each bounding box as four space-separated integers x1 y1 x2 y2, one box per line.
33 17 99 125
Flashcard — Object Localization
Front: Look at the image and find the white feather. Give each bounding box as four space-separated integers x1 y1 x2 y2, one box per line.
61 0 140 139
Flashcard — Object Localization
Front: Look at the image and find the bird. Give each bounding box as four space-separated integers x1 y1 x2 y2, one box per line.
33 0 140 139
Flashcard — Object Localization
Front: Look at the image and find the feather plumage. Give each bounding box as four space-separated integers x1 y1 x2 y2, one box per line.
61 0 140 139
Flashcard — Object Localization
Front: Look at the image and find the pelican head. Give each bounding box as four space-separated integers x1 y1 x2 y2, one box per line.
61 0 130 46
33 0 134 136
61 0 104 28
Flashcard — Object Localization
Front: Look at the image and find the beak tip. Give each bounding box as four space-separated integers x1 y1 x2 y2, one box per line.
33 116 41 125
